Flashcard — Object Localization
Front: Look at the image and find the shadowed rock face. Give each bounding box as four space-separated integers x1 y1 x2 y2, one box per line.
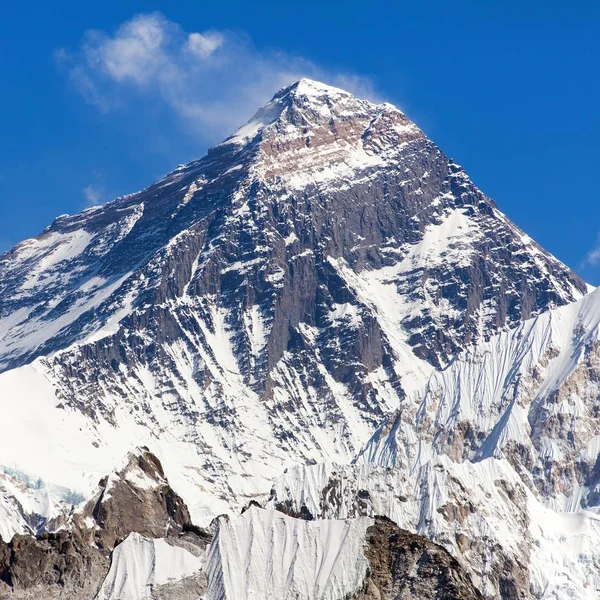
355 517 484 600
73 449 192 551
0 531 109 600
0 530 210 600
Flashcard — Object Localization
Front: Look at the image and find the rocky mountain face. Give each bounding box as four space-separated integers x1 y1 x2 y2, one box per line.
0 79 585 373
0 79 587 523
0 79 597 599
356 516 484 600
0 450 207 600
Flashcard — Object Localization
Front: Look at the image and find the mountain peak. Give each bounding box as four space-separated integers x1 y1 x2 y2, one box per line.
223 78 384 147
0 68 597 600
217 79 426 191
279 77 356 99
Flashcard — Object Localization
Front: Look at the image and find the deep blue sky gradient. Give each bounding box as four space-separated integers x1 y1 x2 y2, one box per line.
1 1 599 281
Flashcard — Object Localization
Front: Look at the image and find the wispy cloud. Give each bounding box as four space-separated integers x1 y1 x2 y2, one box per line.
56 13 377 143
83 183 104 207
582 233 600 269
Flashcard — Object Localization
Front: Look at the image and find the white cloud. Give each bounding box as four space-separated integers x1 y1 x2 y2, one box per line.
83 183 103 207
93 14 166 84
58 13 377 143
185 31 224 59
583 233 600 268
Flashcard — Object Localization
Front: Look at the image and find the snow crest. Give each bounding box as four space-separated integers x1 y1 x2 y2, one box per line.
205 507 372 600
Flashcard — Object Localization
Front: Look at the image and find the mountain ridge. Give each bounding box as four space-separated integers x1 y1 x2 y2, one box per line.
0 79 588 514
0 78 596 599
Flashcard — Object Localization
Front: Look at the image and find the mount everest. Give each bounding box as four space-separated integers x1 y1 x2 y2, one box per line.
0 78 597 599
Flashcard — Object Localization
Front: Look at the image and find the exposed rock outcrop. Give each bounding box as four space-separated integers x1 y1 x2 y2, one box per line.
73 448 192 551
355 516 483 600
0 530 108 600
0 450 205 600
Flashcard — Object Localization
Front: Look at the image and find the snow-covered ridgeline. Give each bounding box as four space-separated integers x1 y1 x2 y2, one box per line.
204 507 372 600
0 203 147 371
267 457 600 599
94 504 373 600
359 285 600 512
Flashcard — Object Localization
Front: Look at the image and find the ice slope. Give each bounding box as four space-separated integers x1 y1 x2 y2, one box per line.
95 504 482 600
267 458 600 599
204 506 372 600
360 285 600 512
95 533 202 600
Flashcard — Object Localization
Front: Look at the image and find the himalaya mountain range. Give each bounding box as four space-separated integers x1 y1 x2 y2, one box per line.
0 78 598 599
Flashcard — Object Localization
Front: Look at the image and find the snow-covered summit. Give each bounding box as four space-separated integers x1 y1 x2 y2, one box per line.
289 77 355 97
223 78 362 144
223 77 408 148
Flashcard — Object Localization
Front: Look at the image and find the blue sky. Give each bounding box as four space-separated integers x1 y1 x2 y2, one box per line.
1 1 599 281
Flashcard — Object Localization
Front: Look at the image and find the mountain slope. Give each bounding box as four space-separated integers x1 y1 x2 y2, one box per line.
266 285 600 598
360 285 600 512
0 79 588 530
